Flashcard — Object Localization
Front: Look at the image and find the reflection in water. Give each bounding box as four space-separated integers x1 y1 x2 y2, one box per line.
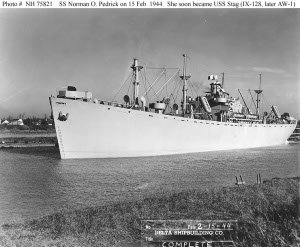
0 144 299 224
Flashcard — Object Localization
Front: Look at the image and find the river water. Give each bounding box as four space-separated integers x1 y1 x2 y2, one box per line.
0 144 299 224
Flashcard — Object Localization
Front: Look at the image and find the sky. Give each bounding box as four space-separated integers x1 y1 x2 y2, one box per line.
0 8 299 119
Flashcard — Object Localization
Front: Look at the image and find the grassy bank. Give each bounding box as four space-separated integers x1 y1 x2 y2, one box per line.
0 124 55 133
0 125 57 147
1 178 299 247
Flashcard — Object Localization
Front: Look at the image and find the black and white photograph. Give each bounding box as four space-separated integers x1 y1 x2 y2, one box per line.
0 5 299 246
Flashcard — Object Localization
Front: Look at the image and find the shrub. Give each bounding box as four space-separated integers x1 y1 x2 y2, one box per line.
16 125 30 131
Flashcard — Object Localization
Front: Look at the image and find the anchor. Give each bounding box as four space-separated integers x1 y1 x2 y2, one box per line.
58 111 69 121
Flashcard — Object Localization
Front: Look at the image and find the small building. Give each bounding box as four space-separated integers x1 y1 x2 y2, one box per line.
1 120 9 125
10 119 24 125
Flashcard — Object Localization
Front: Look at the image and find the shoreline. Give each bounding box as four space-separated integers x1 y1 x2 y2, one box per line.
0 128 58 148
1 143 57 148
0 177 299 247
0 126 56 137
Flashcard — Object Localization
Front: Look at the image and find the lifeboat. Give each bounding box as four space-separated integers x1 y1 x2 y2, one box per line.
200 96 211 113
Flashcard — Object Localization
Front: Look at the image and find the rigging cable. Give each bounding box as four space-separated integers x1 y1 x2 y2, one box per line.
149 70 180 101
142 68 166 101
111 71 133 102
262 92 272 113
126 73 134 103
173 77 182 105
188 79 201 98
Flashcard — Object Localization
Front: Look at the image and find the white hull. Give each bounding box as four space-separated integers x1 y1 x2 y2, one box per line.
50 97 297 159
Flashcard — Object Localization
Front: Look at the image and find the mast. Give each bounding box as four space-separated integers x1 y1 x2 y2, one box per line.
222 72 224 88
179 54 190 116
254 73 263 115
131 58 143 105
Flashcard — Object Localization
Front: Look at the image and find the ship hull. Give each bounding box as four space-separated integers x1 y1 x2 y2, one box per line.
50 97 297 159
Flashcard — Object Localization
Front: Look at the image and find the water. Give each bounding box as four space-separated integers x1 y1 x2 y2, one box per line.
0 144 299 225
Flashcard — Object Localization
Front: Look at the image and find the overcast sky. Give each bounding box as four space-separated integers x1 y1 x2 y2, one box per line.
0 9 299 118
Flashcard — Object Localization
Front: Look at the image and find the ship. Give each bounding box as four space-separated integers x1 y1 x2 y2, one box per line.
49 55 297 159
